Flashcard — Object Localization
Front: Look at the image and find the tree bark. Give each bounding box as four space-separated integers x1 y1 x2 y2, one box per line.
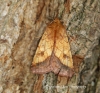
0 0 100 93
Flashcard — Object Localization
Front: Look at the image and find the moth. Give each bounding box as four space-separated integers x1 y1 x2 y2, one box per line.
31 18 74 77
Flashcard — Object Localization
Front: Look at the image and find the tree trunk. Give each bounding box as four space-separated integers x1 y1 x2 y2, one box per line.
0 0 100 93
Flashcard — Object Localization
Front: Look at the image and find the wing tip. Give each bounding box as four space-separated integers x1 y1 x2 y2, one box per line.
58 68 74 77
50 63 74 77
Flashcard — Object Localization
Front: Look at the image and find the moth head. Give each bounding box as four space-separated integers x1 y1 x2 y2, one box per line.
54 18 60 24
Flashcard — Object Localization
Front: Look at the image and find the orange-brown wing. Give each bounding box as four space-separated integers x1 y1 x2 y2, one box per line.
31 24 55 74
32 27 54 66
54 23 73 69
31 18 74 77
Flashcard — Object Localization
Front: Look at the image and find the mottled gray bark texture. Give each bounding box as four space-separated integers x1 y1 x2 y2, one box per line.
0 0 100 93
